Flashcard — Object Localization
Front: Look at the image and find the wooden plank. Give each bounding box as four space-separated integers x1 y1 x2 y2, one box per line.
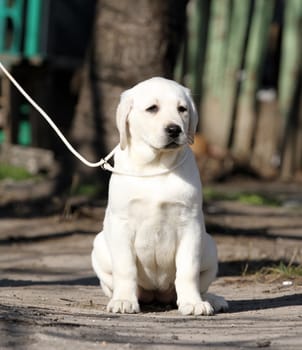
201 0 229 147
279 0 302 116
24 0 43 58
278 0 302 178
0 75 10 137
250 99 280 178
232 0 274 160
280 71 302 179
296 84 302 173
185 0 211 114
185 0 199 88
225 0 251 148
201 0 249 148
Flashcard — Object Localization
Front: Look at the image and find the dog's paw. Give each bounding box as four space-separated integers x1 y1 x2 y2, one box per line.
203 293 229 313
178 301 214 316
107 299 140 314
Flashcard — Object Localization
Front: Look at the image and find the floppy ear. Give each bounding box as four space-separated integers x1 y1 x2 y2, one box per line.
116 91 133 150
184 88 198 145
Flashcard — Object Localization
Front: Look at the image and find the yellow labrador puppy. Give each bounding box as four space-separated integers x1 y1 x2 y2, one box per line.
91 77 228 315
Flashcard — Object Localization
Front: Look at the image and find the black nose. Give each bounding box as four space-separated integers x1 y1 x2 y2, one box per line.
165 124 182 138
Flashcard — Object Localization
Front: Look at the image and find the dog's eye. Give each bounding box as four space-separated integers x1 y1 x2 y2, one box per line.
146 105 159 113
178 106 187 113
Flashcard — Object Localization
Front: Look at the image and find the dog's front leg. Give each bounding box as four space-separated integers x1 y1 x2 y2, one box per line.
175 226 214 316
106 218 140 314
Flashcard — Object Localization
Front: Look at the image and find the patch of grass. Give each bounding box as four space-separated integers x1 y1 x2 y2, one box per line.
203 187 281 206
258 261 302 280
203 187 234 202
0 163 35 181
68 182 104 197
74 184 102 196
237 193 280 206
219 259 302 281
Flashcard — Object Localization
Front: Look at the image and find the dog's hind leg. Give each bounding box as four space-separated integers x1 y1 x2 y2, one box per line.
199 234 229 313
91 232 113 298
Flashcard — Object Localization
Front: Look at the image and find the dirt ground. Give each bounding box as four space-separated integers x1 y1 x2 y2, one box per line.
0 178 301 349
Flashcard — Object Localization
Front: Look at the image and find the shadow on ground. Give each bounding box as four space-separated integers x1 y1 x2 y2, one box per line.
228 293 302 313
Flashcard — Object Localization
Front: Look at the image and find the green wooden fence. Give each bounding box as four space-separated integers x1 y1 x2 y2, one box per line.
0 0 43 58
179 0 302 179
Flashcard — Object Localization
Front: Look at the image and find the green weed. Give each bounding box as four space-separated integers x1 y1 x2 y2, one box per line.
259 261 302 279
203 187 281 206
73 183 102 196
0 163 35 181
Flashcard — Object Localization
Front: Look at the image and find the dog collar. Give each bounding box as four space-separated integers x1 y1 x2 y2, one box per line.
100 145 190 177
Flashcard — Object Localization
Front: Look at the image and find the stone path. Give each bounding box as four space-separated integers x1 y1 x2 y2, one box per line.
0 181 301 349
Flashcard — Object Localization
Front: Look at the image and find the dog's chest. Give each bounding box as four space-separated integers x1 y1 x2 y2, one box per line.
128 198 187 289
109 167 201 289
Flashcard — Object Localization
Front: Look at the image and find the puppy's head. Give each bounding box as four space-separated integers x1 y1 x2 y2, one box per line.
116 77 198 151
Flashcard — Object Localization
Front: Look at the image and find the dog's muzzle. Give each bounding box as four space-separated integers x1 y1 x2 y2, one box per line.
165 124 182 139
164 124 184 149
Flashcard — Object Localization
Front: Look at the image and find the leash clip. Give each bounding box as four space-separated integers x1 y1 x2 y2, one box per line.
100 159 109 171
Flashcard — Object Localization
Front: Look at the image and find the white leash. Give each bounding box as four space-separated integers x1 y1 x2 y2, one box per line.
0 62 109 169
0 62 188 177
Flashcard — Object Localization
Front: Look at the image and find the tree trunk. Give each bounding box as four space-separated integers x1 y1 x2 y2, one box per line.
70 0 188 182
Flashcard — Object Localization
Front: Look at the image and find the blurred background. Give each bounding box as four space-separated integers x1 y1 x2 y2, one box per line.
0 0 301 196
0 1 301 316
